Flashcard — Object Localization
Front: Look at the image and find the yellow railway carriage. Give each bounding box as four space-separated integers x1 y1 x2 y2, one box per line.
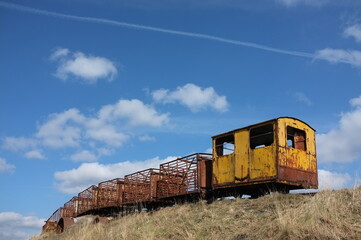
212 117 317 196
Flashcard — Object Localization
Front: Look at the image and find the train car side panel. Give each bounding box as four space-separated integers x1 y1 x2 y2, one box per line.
248 123 277 181
212 132 235 185
234 130 249 183
277 118 317 189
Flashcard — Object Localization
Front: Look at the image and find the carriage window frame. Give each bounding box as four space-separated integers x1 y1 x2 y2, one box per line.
215 134 235 156
250 124 274 149
287 126 307 151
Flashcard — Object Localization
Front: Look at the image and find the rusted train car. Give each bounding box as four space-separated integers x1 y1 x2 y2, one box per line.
212 117 317 197
43 117 317 233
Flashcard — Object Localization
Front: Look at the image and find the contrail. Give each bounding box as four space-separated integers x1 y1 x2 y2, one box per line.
0 1 315 58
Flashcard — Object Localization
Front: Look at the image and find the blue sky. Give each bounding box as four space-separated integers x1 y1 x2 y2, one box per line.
1 0 361 239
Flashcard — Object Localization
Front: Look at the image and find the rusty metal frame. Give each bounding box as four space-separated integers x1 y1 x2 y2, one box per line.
77 185 98 215
157 153 212 199
97 178 124 208
124 168 160 203
43 197 78 232
62 197 78 218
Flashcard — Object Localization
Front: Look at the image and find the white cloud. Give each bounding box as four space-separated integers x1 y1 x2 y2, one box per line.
139 135 156 142
275 0 328 7
350 95 361 107
54 156 177 194
98 99 170 127
85 99 168 146
36 108 85 148
294 92 312 106
152 83 229 113
51 48 117 84
0 158 15 174
314 24 361 68
317 95 361 163
70 150 97 162
344 24 361 43
0 212 45 240
50 47 69 61
24 150 46 160
2 137 38 152
96 147 113 156
86 124 129 147
314 48 361 68
318 169 352 190
3 98 168 157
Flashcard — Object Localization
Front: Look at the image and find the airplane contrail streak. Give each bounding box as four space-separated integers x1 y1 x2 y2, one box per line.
0 1 315 58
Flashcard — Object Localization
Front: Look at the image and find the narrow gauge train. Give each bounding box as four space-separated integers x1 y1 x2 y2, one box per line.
43 117 318 233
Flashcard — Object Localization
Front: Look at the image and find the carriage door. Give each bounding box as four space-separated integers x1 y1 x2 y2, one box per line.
213 134 235 185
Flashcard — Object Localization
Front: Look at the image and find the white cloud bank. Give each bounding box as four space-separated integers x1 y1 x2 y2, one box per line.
35 99 168 149
54 156 177 194
51 48 117 84
0 158 15 174
2 98 169 160
315 24 361 68
317 95 361 163
36 108 86 149
318 169 352 190
152 83 229 113
315 48 361 68
294 92 312 106
138 135 156 142
2 137 38 152
24 150 46 160
275 0 328 7
344 24 361 43
70 150 97 162
0 212 45 240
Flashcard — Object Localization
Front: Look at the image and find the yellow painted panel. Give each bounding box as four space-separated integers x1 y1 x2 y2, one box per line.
213 154 234 184
212 138 235 185
249 145 276 179
279 118 316 155
234 130 249 181
277 118 317 173
277 120 287 166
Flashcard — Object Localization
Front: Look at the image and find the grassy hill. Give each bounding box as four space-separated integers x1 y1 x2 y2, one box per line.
32 187 361 240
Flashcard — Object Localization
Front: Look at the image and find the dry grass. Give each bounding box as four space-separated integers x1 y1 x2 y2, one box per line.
32 187 361 240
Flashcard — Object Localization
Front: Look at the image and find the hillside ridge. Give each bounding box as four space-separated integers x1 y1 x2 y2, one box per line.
32 187 361 240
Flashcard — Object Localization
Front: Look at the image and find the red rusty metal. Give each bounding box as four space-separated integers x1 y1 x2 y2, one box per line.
97 178 124 208
43 197 78 232
56 217 74 233
124 168 160 203
93 217 109 224
63 197 77 218
278 166 318 189
157 153 212 199
77 185 98 215
42 221 58 232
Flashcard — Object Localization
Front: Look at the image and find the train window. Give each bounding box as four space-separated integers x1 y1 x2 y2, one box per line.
250 124 274 149
215 135 235 156
287 127 306 151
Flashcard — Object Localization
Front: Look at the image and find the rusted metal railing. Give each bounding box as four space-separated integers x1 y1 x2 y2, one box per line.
124 168 160 203
97 178 124 208
157 153 212 199
77 185 98 215
43 197 78 232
